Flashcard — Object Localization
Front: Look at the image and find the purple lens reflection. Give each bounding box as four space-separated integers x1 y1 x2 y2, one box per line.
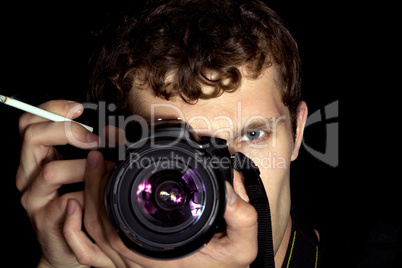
137 183 152 195
182 168 205 219
134 167 206 232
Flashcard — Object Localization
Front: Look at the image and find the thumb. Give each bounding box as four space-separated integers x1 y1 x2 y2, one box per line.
217 181 259 265
224 181 258 235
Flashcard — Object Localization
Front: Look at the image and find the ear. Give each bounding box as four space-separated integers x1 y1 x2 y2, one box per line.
291 101 308 161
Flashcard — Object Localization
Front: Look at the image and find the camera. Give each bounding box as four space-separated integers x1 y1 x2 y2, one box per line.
104 120 233 259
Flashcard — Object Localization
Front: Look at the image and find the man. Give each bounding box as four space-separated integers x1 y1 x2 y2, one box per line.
16 0 319 267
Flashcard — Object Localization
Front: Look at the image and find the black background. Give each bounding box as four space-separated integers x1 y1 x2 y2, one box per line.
0 1 400 267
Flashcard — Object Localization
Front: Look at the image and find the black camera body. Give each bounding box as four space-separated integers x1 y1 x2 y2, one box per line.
104 120 233 259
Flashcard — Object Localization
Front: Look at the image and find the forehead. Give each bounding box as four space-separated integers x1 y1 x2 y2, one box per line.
130 68 289 133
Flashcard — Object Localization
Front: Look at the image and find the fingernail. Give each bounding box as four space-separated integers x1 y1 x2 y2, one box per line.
67 101 84 116
87 132 99 145
67 199 76 215
87 151 99 169
226 182 238 206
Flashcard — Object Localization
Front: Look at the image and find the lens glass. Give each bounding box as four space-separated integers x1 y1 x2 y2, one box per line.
132 162 206 233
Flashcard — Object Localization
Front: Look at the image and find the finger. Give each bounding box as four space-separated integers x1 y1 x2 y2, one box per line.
83 151 115 245
19 100 84 136
29 191 84 232
82 151 129 266
17 155 87 194
17 121 99 190
224 181 258 239
64 199 115 268
84 151 105 212
27 159 86 199
201 181 258 266
22 120 99 150
83 151 104 243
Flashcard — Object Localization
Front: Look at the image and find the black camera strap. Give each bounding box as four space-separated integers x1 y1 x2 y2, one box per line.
232 152 275 268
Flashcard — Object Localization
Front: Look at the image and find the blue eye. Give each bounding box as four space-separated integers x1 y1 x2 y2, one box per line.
241 130 265 141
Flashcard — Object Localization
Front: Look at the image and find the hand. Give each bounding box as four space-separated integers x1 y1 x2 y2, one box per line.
64 150 258 268
16 100 102 268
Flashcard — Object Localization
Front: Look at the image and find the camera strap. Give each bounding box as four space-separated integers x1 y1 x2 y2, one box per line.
232 152 275 268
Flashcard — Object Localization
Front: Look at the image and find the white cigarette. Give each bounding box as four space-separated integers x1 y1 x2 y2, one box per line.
0 95 93 132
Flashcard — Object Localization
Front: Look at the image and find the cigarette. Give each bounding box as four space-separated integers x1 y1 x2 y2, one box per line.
0 95 93 132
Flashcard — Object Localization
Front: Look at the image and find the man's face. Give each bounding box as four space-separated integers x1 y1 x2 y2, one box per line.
130 67 306 253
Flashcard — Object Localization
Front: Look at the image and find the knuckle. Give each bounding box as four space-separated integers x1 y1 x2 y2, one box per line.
43 195 69 224
20 191 30 211
39 162 58 185
247 206 258 224
22 123 38 143
55 194 70 214
75 251 93 266
18 113 30 134
231 201 258 227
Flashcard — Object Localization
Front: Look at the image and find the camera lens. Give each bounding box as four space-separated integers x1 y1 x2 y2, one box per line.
156 181 187 210
132 163 205 233
104 122 231 259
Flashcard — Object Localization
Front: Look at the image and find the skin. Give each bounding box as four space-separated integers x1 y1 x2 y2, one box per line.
17 67 308 268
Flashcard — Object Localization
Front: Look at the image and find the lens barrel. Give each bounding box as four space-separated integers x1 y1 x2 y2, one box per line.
104 121 232 259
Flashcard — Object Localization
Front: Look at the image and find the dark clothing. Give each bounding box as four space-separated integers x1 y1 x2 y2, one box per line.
282 209 321 268
281 211 402 268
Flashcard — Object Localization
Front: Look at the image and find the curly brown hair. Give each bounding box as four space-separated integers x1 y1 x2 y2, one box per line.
88 0 301 137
